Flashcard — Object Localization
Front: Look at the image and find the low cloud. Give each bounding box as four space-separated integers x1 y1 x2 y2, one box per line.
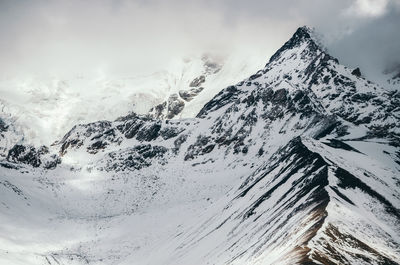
0 0 399 82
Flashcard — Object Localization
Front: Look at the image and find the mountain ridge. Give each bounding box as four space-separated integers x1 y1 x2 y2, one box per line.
0 26 399 265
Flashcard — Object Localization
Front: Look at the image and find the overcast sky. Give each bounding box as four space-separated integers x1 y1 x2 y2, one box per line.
0 0 399 80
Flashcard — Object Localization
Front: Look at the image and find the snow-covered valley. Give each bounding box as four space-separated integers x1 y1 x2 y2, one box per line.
1 26 399 265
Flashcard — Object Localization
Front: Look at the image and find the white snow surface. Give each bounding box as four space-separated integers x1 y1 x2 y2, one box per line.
1 26 400 265
0 53 266 147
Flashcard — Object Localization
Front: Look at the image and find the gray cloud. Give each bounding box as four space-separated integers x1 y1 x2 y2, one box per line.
0 0 399 82
328 3 400 80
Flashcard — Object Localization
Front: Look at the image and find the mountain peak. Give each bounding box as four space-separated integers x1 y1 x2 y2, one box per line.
292 25 314 40
268 26 321 64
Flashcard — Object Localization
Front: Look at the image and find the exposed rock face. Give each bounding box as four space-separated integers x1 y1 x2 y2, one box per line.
351 67 362 77
6 144 60 169
148 94 185 120
165 94 185 119
148 54 223 119
0 118 7 133
189 75 205 87
93 144 168 172
1 26 400 265
179 87 204 102
7 145 43 168
58 120 119 156
146 102 167 121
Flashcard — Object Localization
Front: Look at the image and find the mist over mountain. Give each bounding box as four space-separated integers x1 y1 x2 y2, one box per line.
1 24 399 265
1 0 399 148
0 1 400 265
0 0 399 84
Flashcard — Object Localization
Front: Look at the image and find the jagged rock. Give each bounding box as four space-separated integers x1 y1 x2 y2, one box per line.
43 155 61 169
184 135 214 161
0 118 7 132
136 122 161 142
148 94 185 119
179 87 204 102
189 75 205 87
6 144 60 169
351 67 362 77
116 114 145 139
58 121 116 155
272 88 288 104
166 94 185 119
6 145 43 167
160 126 184 140
197 85 240 118
173 133 188 153
2 26 400 265
94 144 168 172
268 26 320 64
148 102 167 119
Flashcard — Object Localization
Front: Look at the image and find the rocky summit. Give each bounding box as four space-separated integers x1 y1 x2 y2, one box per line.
0 26 399 265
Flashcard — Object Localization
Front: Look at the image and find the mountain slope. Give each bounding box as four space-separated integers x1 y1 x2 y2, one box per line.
148 136 399 265
0 26 399 265
0 53 265 147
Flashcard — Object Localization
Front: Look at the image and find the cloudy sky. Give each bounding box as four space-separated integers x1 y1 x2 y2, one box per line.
0 0 399 81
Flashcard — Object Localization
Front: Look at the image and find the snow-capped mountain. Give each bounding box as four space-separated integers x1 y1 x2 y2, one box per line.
147 54 223 120
0 26 399 265
0 53 266 147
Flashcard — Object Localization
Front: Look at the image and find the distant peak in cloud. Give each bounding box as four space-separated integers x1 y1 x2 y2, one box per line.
0 0 399 91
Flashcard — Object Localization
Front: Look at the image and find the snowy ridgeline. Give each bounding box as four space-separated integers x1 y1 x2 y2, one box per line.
0 52 267 147
0 26 399 265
